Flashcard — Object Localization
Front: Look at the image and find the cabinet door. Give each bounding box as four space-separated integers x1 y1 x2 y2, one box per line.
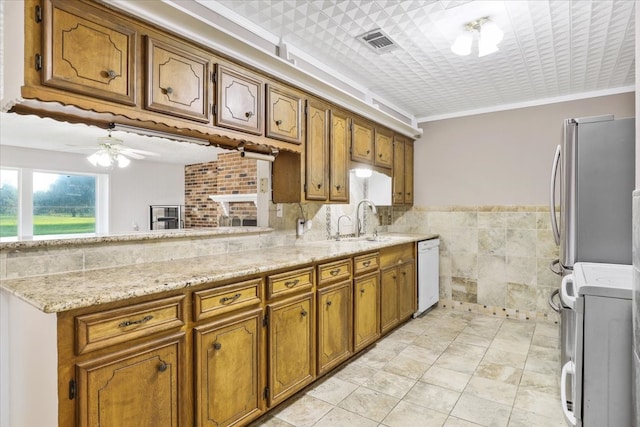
266 85 302 144
267 292 315 406
76 334 184 427
351 120 374 164
353 272 380 353
392 136 406 205
329 109 350 202
145 36 210 122
305 100 329 201
215 64 263 135
194 309 263 427
404 140 414 205
374 129 393 169
43 0 136 105
380 267 399 334
317 281 352 374
398 261 416 321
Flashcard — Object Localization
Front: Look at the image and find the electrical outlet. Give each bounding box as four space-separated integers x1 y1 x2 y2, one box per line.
276 203 283 217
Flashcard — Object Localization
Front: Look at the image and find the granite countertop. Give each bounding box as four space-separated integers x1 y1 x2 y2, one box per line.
0 233 437 314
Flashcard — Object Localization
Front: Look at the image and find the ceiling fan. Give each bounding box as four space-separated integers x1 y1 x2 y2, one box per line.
68 131 159 168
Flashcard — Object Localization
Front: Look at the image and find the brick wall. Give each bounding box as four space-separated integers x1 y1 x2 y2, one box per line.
184 152 258 228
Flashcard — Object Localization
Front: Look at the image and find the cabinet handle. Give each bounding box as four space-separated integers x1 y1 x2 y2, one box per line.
220 293 242 304
300 309 308 317
245 111 254 118
326 300 332 307
118 315 153 328
275 119 282 125
165 86 173 95
106 69 116 79
360 288 365 294
158 362 168 372
285 279 300 288
330 268 341 276
335 184 341 190
379 153 383 158
366 150 370 154
363 260 371 267
317 183 322 189
213 342 222 350
406 192 411 196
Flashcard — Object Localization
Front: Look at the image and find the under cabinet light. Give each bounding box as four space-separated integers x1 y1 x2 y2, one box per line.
108 123 211 146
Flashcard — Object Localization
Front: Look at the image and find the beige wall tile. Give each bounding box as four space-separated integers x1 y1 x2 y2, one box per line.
506 229 537 257
478 228 505 255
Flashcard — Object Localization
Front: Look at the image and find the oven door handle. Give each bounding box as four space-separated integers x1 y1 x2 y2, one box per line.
560 274 576 310
561 361 577 426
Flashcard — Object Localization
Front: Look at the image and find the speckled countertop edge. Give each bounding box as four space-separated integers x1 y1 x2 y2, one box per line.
0 227 274 251
0 233 437 314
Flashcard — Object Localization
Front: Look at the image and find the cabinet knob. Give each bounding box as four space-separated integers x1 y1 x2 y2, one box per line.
326 300 332 307
165 86 173 95
366 150 370 154
317 183 322 189
360 288 365 294
330 268 341 276
158 362 168 372
335 184 341 190
275 119 282 126
363 260 371 267
106 69 116 79
379 153 383 158
300 309 308 317
213 342 222 350
245 111 254 118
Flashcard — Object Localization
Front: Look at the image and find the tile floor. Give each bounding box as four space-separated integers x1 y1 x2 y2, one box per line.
250 306 566 427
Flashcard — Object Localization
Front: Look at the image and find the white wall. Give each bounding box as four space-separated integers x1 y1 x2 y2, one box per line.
416 92 635 206
0 146 185 234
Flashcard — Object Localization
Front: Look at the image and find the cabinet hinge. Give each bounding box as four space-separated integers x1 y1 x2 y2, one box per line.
35 54 42 71
304 106 308 115
263 386 269 400
35 5 42 23
262 313 269 327
303 183 308 192
212 104 217 115
211 71 216 82
68 379 76 400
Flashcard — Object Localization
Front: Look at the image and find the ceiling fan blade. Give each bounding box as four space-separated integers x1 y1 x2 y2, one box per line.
121 151 145 160
122 147 159 156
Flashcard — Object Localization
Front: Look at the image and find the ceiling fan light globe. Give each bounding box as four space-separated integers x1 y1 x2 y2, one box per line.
451 32 472 56
480 21 503 46
478 39 499 57
117 154 131 168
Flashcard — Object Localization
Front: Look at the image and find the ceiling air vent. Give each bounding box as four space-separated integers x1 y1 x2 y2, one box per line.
358 29 399 54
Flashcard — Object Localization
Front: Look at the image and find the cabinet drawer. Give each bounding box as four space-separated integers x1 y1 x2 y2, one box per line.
317 259 352 287
267 267 314 299
354 252 379 275
380 243 415 268
75 295 185 354
193 278 262 321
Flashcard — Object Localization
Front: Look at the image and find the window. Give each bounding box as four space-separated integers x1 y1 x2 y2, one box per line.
0 168 105 240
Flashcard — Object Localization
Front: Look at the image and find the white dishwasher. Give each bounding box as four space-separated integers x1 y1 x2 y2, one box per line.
415 238 439 317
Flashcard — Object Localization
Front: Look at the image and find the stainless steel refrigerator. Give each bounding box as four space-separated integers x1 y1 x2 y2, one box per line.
549 115 635 274
548 114 635 418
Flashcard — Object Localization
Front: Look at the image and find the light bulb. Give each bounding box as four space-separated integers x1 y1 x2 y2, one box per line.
116 154 130 168
478 39 499 57
451 32 473 56
480 21 503 46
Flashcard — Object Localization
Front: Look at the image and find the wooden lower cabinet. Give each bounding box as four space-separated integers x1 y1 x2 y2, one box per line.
194 308 264 427
380 266 400 334
353 271 380 352
398 260 416 321
267 291 316 406
317 280 353 374
75 333 185 427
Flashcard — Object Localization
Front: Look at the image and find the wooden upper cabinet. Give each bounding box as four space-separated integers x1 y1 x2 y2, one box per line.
329 109 350 202
266 85 302 144
43 0 136 105
145 36 210 123
393 135 406 205
215 64 263 135
374 128 393 169
404 140 414 205
351 119 374 164
305 100 329 201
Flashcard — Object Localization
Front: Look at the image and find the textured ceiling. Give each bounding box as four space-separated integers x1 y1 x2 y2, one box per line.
207 0 635 121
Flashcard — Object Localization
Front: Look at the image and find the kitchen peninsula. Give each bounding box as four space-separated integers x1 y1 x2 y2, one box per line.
1 230 434 426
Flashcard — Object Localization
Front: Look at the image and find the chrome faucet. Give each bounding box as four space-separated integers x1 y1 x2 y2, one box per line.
336 215 351 240
355 199 378 237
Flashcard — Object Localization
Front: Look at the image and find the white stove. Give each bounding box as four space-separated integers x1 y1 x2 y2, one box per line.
560 262 633 426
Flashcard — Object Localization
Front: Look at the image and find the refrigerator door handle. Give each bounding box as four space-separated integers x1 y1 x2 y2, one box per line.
549 144 561 245
560 274 576 310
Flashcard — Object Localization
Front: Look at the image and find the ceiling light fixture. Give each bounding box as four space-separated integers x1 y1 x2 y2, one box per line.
87 131 131 169
451 17 503 57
